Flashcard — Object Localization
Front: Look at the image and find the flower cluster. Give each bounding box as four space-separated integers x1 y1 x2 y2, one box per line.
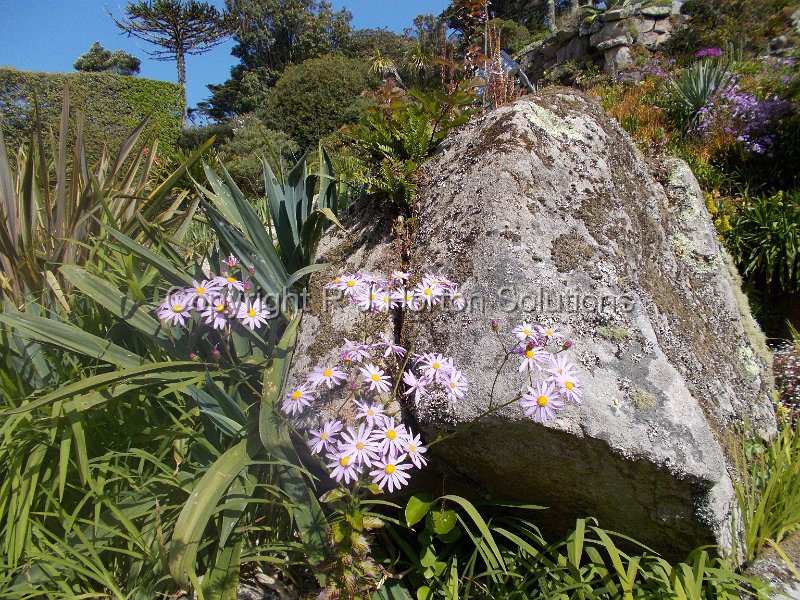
694 47 723 59
504 321 583 423
156 255 274 330
286 270 471 493
692 79 795 155
325 271 465 312
285 331 435 493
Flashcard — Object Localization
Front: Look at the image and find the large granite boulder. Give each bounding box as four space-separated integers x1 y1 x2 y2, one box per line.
290 88 776 561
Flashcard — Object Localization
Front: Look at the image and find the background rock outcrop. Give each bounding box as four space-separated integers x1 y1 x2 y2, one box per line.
519 0 683 78
290 88 776 561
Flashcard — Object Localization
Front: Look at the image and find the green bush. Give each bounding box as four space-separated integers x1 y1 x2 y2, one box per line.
216 113 300 198
258 54 376 150
0 67 183 160
726 190 800 293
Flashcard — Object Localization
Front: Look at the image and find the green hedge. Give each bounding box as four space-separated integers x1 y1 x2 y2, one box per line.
0 68 183 161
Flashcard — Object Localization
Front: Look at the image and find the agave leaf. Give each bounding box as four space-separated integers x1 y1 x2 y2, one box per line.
259 315 330 578
168 437 258 588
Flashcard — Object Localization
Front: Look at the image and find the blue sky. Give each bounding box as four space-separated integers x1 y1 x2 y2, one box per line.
1 0 450 112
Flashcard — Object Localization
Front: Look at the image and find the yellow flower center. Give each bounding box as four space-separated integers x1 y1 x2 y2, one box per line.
291 390 302 400
385 464 396 474
546 329 554 335
371 373 380 382
323 369 332 377
356 442 364 450
383 297 390 303
347 280 355 287
424 288 432 296
525 350 534 359
409 444 416 452
196 286 205 295
537 395 548 407
226 276 236 283
339 456 350 466
523 329 531 335
247 309 257 318
172 305 183 312
387 430 397 440
565 381 574 390
367 409 374 416
450 381 457 388
320 432 328 440
215 304 225 312
432 362 441 370
333 277 340 283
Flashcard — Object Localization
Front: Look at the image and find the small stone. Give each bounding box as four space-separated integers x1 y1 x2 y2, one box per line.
641 5 672 16
596 35 633 51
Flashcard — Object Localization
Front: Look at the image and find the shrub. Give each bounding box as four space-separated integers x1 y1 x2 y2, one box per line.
215 114 299 198
726 190 800 293
0 68 183 160
259 54 376 150
665 59 735 129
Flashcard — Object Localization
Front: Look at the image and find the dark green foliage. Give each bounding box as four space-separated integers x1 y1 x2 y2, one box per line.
347 28 413 65
216 114 299 197
177 122 234 151
485 17 535 55
727 190 800 293
202 0 353 120
259 54 375 150
74 41 141 76
347 82 479 212
0 67 183 161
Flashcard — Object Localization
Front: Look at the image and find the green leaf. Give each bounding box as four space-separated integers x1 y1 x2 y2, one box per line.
428 509 457 536
420 545 437 568
0 361 203 416
59 264 173 344
417 586 433 600
0 311 144 369
405 493 434 527
169 438 257 588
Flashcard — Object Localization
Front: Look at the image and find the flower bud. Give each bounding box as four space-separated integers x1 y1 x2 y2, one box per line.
348 380 358 391
491 319 499 331
211 348 221 360
562 339 574 350
189 352 200 362
243 281 252 291
248 264 255 275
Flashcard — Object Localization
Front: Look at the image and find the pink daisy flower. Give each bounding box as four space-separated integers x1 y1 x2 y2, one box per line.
512 322 537 342
444 369 468 401
402 370 429 406
404 433 428 468
201 296 230 330
281 383 314 415
236 296 273 330
547 353 578 381
215 273 245 292
391 288 420 311
339 423 380 466
419 353 453 384
377 333 407 358
370 454 413 492
339 339 372 363
327 452 360 484
360 363 392 394
556 374 583 404
520 381 564 423
185 279 220 308
308 420 343 455
354 401 386 427
307 365 347 389
158 294 191 327
372 417 408 458
518 345 550 373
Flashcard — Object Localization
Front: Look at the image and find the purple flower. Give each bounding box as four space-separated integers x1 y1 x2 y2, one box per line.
694 47 723 59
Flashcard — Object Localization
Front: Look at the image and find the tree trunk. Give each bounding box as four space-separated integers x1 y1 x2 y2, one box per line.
176 49 187 127
547 0 557 31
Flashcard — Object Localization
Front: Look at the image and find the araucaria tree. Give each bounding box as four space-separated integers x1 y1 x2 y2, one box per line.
112 0 233 125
